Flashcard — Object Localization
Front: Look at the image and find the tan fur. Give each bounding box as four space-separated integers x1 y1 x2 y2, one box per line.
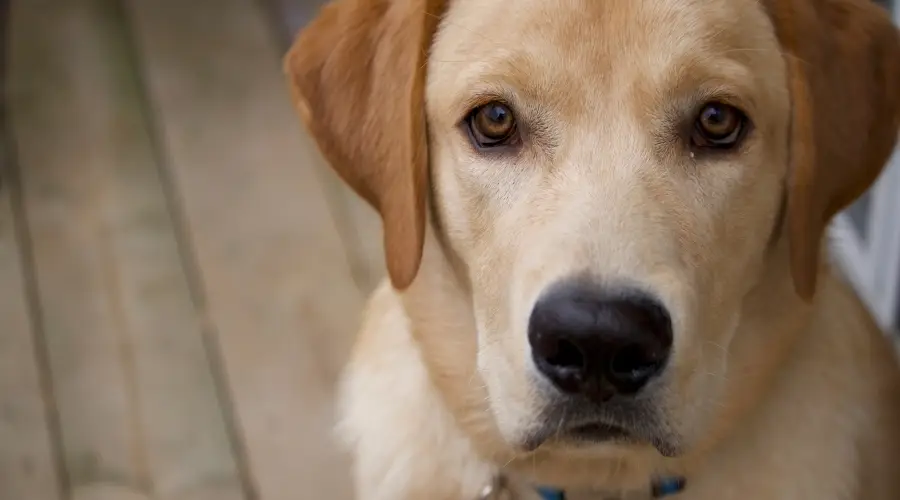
286 0 900 498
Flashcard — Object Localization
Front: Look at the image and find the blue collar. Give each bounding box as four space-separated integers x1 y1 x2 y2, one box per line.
651 476 687 497
536 486 567 500
537 476 685 499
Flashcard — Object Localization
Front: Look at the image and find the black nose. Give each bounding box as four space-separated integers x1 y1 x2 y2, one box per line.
528 283 673 402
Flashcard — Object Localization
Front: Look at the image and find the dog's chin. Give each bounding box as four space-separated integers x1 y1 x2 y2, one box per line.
518 420 683 458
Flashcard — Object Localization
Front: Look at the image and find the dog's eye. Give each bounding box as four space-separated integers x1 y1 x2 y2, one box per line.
692 102 746 150
467 102 518 148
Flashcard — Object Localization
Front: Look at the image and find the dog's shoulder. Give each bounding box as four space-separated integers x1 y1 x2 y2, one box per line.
814 276 900 500
685 271 900 499
734 273 900 499
809 273 900 392
337 280 495 500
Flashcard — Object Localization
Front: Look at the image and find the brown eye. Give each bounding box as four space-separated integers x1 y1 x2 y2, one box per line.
467 101 517 148
692 102 746 149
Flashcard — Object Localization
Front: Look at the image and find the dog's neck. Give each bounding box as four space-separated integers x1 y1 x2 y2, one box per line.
401 225 819 495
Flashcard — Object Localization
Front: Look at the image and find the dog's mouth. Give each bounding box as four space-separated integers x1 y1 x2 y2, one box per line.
523 420 636 452
556 421 681 457
520 397 678 454
567 422 632 442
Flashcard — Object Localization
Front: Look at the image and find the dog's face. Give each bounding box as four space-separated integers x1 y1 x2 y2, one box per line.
287 0 900 458
425 0 788 454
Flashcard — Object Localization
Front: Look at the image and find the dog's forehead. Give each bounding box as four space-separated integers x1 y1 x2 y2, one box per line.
428 0 778 116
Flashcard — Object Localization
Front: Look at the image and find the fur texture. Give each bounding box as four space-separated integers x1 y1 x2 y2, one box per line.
285 0 900 498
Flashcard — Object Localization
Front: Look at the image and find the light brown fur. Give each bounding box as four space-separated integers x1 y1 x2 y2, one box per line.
285 0 900 498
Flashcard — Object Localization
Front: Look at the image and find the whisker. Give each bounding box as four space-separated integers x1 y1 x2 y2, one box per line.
553 406 568 443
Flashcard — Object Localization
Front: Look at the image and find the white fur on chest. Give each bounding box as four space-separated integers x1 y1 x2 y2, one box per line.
336 290 495 500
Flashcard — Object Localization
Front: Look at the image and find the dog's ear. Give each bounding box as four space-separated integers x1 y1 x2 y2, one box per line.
284 0 446 289
764 0 900 300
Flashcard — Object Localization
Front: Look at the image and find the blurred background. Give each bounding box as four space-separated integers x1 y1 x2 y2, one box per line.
0 1 898 500
1 0 380 498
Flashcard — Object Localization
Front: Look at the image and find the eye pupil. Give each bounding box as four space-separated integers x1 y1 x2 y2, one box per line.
702 106 726 126
468 101 517 148
487 104 508 124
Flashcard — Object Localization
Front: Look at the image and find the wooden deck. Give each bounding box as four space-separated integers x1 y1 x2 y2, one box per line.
1 0 382 498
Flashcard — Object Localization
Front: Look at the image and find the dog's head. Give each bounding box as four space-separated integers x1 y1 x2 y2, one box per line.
286 0 900 459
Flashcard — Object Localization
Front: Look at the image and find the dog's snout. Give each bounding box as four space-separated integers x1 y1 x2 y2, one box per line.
528 283 673 402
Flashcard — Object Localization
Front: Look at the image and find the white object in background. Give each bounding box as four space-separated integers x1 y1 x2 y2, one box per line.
831 149 900 332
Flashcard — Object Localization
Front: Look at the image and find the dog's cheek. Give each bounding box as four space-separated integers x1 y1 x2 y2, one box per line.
429 149 482 258
469 238 550 447
476 336 545 445
644 262 738 448
688 336 732 441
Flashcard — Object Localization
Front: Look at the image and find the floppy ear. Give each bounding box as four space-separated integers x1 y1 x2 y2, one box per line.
284 0 447 289
764 0 900 300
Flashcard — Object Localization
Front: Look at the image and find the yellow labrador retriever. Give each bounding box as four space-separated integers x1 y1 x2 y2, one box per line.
285 0 900 498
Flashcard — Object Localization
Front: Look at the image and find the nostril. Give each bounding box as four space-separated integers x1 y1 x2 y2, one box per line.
545 337 584 369
608 344 665 392
532 334 588 394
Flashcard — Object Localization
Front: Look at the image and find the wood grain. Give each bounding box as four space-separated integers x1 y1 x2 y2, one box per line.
7 1 245 498
0 150 61 500
125 0 367 497
267 0 387 294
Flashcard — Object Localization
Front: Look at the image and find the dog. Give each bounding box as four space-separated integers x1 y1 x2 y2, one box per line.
284 0 900 498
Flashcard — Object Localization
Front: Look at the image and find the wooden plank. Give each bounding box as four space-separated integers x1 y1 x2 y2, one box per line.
7 1 245 498
0 1 62 497
266 0 386 294
125 0 365 498
311 161 386 294
0 154 62 500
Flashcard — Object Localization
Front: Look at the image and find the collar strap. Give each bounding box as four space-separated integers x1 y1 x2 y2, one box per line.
651 476 686 497
536 486 566 500
537 475 686 499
